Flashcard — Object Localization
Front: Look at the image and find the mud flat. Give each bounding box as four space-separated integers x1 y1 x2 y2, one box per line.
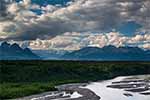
84 75 150 100
15 75 150 100
107 75 150 94
15 83 100 100
140 91 150 95
56 83 100 100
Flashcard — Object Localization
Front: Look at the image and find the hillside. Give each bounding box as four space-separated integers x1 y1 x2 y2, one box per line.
0 42 40 60
62 46 150 61
0 61 150 99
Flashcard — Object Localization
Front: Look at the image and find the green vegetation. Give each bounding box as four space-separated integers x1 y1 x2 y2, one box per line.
0 83 55 99
0 61 150 99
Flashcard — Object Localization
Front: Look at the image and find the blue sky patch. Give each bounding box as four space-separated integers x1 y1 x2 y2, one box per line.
16 0 72 6
117 21 142 36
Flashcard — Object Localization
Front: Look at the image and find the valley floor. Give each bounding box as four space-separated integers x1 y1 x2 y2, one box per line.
0 61 150 99
15 75 150 100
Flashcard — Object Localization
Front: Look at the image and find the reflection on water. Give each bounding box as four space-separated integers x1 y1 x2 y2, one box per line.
84 75 150 100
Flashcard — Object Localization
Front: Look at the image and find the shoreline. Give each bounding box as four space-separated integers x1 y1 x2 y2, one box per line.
15 75 150 100
1 61 150 99
14 83 100 100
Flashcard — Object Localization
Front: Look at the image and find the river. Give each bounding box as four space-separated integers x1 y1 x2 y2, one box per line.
83 75 150 100
16 75 150 100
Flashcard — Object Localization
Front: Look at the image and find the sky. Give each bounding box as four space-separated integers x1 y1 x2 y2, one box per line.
0 0 150 50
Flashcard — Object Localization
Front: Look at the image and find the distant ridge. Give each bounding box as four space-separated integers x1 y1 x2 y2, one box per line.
62 45 150 61
0 42 40 60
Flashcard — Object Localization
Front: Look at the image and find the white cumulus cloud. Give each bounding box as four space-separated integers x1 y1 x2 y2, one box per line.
0 0 150 41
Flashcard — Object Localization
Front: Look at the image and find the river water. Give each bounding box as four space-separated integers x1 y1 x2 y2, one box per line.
17 75 150 100
83 75 150 100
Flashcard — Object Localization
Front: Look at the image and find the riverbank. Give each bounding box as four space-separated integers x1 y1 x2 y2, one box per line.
0 61 150 99
15 83 100 100
84 75 150 100
15 75 150 100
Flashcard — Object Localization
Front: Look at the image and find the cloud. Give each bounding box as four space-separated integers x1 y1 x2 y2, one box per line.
21 32 150 50
0 0 7 19
0 0 13 21
142 44 150 49
0 0 150 41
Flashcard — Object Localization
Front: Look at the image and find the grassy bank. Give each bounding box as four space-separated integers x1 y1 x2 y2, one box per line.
0 61 150 99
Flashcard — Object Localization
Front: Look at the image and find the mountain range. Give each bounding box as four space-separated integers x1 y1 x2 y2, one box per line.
62 46 150 61
0 42 40 60
1 42 150 61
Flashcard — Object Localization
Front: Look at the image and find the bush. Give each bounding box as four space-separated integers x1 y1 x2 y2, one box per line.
0 61 150 99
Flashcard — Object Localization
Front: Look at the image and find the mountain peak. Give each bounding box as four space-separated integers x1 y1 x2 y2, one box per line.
0 42 40 60
10 43 22 51
62 46 150 61
1 41 10 48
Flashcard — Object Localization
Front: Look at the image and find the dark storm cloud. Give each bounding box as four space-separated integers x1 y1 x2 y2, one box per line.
0 0 15 21
0 0 9 20
0 0 150 41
